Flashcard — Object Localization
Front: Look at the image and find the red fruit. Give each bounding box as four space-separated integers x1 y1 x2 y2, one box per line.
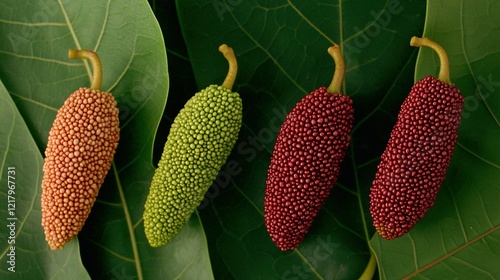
369 37 464 240
264 45 354 250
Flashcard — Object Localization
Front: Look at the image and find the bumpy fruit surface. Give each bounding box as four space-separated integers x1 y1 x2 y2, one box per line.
41 50 119 250
264 45 353 251
42 87 119 249
369 37 464 240
143 45 242 247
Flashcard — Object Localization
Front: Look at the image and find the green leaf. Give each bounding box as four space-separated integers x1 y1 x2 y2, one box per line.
371 0 500 279
148 0 199 163
176 0 426 278
0 0 213 279
0 78 90 279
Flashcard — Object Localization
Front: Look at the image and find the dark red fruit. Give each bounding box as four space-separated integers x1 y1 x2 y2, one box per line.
369 37 464 240
264 45 354 250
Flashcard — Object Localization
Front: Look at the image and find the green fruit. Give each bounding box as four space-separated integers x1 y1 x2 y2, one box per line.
143 44 242 247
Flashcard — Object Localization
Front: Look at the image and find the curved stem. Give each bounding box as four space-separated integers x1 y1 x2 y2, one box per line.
326 44 345 95
219 44 238 90
358 253 377 280
410 36 451 85
68 49 103 90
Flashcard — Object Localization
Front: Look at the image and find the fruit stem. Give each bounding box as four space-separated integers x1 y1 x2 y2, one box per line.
326 44 345 95
68 49 102 90
219 44 238 91
410 36 451 85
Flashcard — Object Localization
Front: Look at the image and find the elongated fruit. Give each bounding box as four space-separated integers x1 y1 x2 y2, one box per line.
369 37 464 240
264 45 354 251
41 50 120 250
143 44 242 247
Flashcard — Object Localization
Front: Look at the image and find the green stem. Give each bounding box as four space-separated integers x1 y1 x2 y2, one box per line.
326 44 345 95
219 44 238 90
358 253 377 280
68 49 103 90
410 36 451 85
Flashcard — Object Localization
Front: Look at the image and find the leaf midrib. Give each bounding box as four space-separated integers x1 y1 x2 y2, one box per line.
114 162 143 280
57 0 91 79
402 225 500 279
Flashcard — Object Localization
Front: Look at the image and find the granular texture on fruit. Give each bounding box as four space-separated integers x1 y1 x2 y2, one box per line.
42 87 119 250
143 44 242 247
264 45 353 251
41 50 120 250
369 37 464 240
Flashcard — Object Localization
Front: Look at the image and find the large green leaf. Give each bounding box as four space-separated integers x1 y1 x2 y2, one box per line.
371 0 500 279
176 0 426 278
0 78 90 279
148 0 199 162
0 0 213 279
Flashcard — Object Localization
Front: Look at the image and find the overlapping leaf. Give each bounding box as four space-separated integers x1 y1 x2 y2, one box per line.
0 0 213 279
371 0 500 279
176 0 427 278
0 78 91 279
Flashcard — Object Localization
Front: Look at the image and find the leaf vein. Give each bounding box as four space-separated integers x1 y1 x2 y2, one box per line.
93 0 111 52
456 141 500 169
57 0 91 80
0 50 82 66
351 49 419 134
459 0 500 127
323 207 365 240
408 234 419 272
451 255 495 279
0 19 66 26
114 162 144 280
351 141 371 243
9 91 59 112
295 248 324 280
477 188 494 228
402 225 500 279
447 181 468 242
84 236 135 262
224 0 307 94
287 0 336 45
0 99 16 260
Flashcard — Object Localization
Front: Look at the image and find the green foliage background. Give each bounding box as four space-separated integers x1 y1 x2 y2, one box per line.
0 0 499 279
